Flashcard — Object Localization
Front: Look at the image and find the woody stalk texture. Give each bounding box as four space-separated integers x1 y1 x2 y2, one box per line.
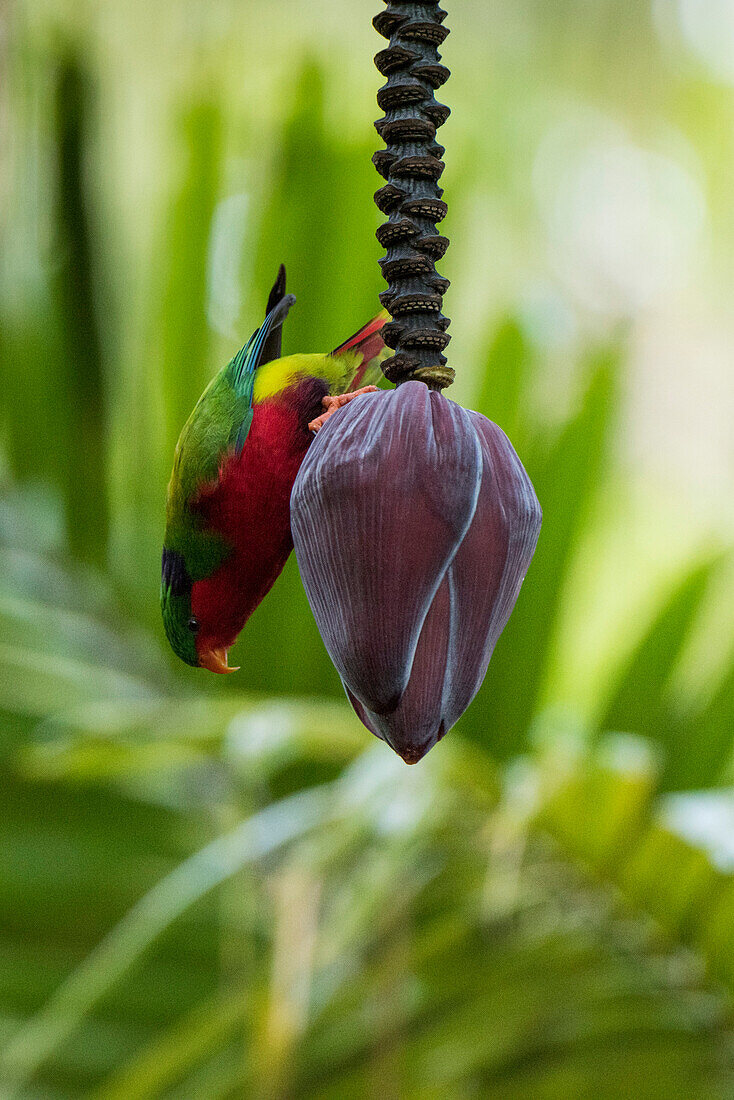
373 0 453 390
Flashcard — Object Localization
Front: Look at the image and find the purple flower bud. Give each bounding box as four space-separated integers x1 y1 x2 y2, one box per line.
291 381 541 764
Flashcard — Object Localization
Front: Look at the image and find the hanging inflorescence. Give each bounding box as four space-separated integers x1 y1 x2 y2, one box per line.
373 0 453 390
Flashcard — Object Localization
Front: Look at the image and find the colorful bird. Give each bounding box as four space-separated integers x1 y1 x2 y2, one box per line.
161 266 388 673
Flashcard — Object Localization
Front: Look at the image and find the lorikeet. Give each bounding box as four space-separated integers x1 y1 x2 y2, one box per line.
161 266 388 673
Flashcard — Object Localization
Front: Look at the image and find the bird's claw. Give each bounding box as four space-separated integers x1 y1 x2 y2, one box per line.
308 386 379 433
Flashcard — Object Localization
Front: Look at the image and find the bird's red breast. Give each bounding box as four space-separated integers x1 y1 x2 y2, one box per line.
189 377 328 651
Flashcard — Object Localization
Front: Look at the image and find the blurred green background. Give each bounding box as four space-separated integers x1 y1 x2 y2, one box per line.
1 0 734 1096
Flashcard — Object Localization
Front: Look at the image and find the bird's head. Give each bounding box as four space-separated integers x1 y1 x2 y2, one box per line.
160 546 239 674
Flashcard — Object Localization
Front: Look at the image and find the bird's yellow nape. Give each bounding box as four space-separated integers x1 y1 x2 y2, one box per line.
253 353 349 403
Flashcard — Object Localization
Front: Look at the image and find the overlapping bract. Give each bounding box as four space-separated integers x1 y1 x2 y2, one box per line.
291 381 541 763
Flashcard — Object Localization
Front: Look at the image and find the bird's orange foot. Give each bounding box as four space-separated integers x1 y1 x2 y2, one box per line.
308 386 379 433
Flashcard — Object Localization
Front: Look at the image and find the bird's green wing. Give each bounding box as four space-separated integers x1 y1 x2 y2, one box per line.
165 371 246 528
166 275 295 529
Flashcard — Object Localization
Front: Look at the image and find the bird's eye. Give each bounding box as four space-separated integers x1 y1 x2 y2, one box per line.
187 617 200 633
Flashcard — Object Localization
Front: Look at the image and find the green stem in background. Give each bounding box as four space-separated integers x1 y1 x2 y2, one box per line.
52 50 109 567
373 0 454 390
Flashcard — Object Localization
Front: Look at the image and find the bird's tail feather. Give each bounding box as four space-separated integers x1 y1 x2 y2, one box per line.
331 310 390 391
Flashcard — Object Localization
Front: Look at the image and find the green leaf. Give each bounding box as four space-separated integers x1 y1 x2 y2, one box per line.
599 558 719 752
669 661 734 792
475 316 535 454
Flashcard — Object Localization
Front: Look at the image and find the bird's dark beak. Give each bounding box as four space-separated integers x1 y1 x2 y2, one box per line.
199 646 239 674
